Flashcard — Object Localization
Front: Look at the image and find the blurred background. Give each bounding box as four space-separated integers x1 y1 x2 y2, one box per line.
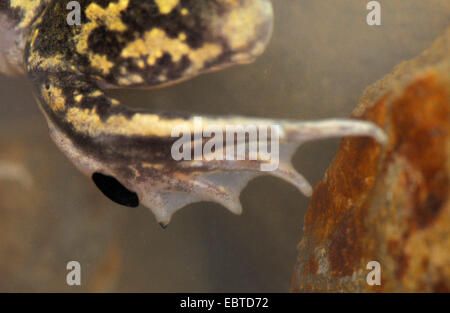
0 0 448 292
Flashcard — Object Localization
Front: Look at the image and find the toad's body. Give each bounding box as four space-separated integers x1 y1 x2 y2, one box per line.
0 0 385 225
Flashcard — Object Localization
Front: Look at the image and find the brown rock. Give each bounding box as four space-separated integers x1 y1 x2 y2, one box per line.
291 28 450 292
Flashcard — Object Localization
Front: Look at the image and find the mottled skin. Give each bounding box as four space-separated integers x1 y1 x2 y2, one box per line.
0 0 386 225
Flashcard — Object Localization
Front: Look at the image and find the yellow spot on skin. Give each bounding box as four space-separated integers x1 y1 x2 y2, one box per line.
158 74 167 82
30 28 39 47
155 0 180 14
65 107 272 138
121 28 222 73
178 32 187 41
27 53 67 72
66 107 189 137
89 90 103 97
142 163 164 170
213 0 273 63
147 50 163 66
181 8 189 16
74 0 129 75
136 60 145 69
75 95 83 102
187 43 223 73
41 84 66 112
90 54 114 75
129 74 144 84
11 0 45 28
84 0 128 32
122 28 183 63
118 74 144 86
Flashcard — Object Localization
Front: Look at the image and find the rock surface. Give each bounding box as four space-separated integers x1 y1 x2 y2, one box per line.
291 28 449 292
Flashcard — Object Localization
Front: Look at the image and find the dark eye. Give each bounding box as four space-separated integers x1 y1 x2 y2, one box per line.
92 172 139 207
